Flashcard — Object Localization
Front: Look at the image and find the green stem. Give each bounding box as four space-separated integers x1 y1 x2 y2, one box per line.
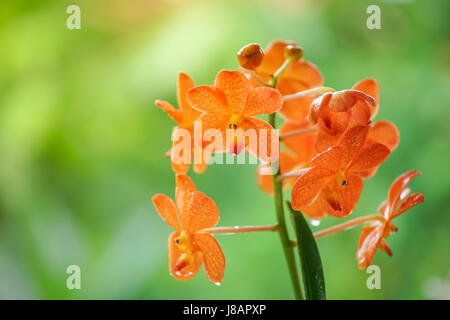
268 112 303 300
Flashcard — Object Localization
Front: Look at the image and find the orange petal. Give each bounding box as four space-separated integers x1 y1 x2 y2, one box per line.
170 127 192 174
277 61 324 123
169 232 203 281
195 112 229 151
280 121 317 162
318 107 351 135
311 146 345 172
186 85 229 114
192 147 210 174
177 72 195 111
301 198 326 220
240 117 279 162
193 162 207 174
257 163 275 195
353 79 379 104
356 166 379 179
171 154 190 174
195 233 225 284
379 239 393 257
356 223 384 269
280 150 300 174
352 78 379 118
326 91 358 112
155 100 184 125
244 87 282 117
319 174 363 217
291 167 333 210
378 199 388 215
392 192 424 219
279 96 314 123
310 93 332 124
181 191 220 233
152 194 181 230
337 124 370 169
368 120 400 151
387 170 421 215
315 130 340 153
340 174 364 216
282 60 324 88
347 143 390 173
350 100 372 125
175 174 196 213
214 70 251 115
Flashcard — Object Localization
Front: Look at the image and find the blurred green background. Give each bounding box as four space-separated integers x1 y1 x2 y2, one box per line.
0 0 449 299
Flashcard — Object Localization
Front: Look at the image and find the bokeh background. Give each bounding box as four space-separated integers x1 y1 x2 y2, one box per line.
0 0 449 299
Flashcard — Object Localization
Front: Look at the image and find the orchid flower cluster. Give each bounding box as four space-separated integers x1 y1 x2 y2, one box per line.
152 40 424 297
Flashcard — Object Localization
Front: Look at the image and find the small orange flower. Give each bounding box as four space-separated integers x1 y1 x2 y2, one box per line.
291 125 391 217
257 121 317 195
155 72 209 174
152 174 225 284
312 79 380 152
357 170 424 269
310 79 377 133
313 79 400 158
244 40 323 123
186 70 282 162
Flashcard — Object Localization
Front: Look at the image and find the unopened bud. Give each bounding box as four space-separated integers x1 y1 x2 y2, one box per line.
237 43 264 70
284 45 303 61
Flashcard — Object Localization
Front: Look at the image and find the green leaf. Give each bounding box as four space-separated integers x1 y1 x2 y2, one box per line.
286 201 326 300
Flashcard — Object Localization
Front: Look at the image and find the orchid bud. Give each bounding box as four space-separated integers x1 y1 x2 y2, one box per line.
237 43 264 70
284 44 303 61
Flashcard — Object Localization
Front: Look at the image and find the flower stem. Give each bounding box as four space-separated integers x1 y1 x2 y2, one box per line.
249 70 270 87
279 127 318 141
201 224 278 235
270 60 292 86
282 87 335 102
291 214 384 246
266 62 304 299
277 168 310 181
269 111 303 300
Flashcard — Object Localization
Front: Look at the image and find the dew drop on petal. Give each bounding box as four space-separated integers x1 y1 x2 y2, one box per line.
214 282 222 286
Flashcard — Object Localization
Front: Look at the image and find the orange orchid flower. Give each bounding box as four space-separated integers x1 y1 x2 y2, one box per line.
257 121 317 195
155 72 209 174
313 79 400 157
244 40 323 123
312 79 379 151
357 170 425 269
186 70 282 162
291 124 391 218
152 174 225 284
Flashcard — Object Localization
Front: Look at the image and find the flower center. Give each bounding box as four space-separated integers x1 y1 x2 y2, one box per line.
174 231 192 252
228 114 243 129
336 171 348 187
383 221 398 238
174 231 195 271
